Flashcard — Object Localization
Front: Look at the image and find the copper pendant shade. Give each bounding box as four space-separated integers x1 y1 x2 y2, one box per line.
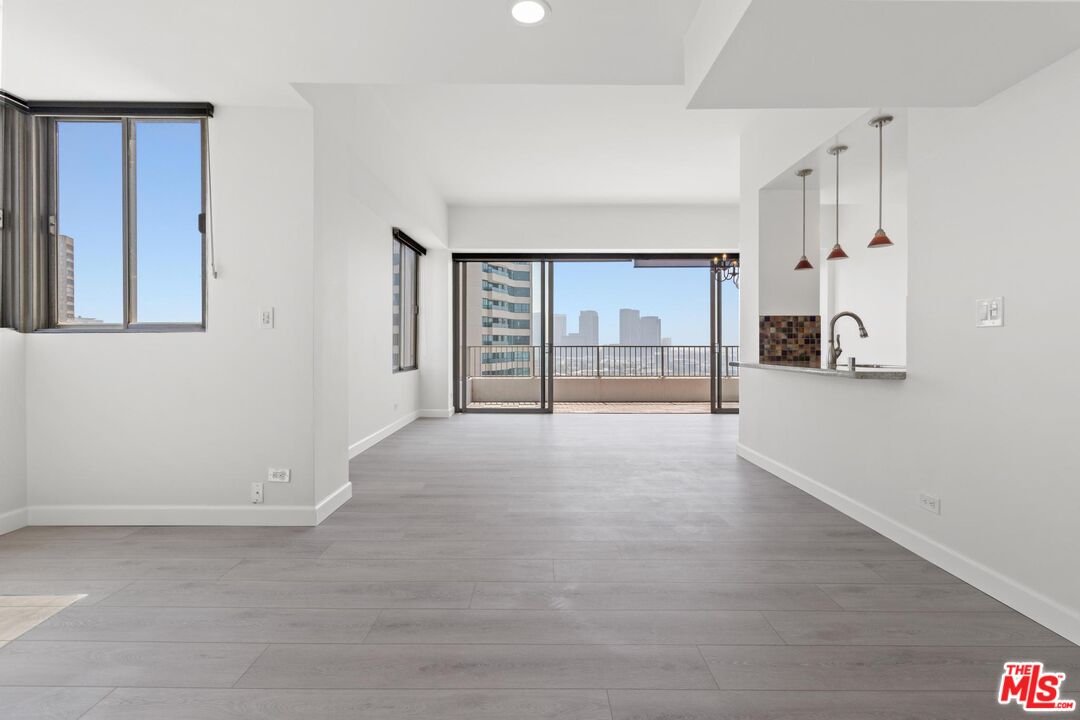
794 168 814 271
868 114 895 248
826 144 849 261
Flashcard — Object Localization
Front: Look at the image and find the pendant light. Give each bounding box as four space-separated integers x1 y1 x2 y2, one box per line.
826 144 849 261
794 168 814 271
868 114 895 248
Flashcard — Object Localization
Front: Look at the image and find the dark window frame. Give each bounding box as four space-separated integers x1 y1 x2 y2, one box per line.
39 114 208 332
392 229 424 373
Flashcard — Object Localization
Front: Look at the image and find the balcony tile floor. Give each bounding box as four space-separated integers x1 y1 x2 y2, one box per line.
0 414 1074 719
467 401 728 413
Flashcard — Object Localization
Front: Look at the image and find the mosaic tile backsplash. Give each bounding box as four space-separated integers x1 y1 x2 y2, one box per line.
759 315 822 365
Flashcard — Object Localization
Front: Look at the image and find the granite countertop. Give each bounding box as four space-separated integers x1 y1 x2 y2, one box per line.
731 361 907 380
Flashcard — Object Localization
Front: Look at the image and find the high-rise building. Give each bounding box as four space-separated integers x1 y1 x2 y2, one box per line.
640 316 662 346
661 337 672 346
578 310 599 346
466 262 534 376
553 314 568 346
619 308 641 345
57 235 76 323
54 235 103 325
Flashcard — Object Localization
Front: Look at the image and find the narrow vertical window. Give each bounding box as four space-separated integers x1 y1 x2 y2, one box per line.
55 120 125 325
133 120 204 324
392 229 424 372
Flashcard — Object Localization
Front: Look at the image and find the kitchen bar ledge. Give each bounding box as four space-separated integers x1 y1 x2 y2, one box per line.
731 361 907 380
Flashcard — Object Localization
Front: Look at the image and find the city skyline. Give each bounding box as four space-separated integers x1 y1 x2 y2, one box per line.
554 262 738 346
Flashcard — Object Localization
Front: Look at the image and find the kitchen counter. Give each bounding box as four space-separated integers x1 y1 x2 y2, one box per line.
732 361 907 380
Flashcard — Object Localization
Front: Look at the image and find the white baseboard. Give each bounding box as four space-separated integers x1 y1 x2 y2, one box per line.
26 503 319 527
315 481 352 524
737 442 1080 646
26 483 355 528
419 408 454 418
349 411 420 459
0 507 28 536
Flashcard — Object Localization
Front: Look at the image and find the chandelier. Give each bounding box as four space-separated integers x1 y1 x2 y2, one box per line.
712 254 739 288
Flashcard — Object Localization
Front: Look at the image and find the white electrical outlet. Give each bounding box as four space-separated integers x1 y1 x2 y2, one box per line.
251 482 264 504
259 307 275 329
267 468 291 483
919 493 941 515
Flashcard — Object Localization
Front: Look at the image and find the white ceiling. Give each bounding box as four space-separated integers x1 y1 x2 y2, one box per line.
690 0 1080 108
1 0 703 105
372 84 754 205
6 0 1080 206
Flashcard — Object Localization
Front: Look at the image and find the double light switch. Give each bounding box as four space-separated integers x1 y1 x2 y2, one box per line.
976 297 1004 328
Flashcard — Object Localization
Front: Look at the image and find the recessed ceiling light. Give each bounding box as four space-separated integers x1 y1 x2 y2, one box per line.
511 0 551 26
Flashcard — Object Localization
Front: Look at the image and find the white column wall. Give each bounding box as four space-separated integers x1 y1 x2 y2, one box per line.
0 329 27 533
739 50 1080 643
25 106 320 525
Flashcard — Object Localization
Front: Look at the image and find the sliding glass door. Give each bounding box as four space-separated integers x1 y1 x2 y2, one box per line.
453 253 737 415
453 259 553 413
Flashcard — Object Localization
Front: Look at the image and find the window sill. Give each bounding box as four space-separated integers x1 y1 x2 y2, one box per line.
36 324 206 334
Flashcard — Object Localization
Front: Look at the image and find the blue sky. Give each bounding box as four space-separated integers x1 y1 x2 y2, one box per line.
57 120 202 324
554 262 739 346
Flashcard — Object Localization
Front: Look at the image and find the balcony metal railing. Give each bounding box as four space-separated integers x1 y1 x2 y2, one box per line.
468 345 740 379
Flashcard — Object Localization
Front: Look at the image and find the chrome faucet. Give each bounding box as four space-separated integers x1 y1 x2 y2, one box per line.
827 311 869 370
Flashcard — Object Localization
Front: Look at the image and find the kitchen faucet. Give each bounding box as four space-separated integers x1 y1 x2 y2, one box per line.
828 311 869 370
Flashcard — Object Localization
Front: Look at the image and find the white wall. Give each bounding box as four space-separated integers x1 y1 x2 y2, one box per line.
437 203 739 414
820 199 908 365
0 329 27 533
311 100 351 513
346 205 422 454
739 50 1080 643
24 106 323 525
739 109 867 363
449 204 739 253
758 189 819 316
418 248 453 417
299 84 452 456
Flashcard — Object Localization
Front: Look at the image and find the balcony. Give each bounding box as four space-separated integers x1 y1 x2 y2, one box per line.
465 345 740 411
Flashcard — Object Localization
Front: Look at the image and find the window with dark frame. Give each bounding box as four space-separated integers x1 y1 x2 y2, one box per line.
45 115 207 330
392 228 424 372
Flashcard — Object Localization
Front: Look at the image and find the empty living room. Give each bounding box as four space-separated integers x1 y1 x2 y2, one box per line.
0 1 1078 718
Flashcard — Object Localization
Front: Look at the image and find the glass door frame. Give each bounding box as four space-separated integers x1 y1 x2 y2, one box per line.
710 254 740 414
453 252 736 415
453 257 554 414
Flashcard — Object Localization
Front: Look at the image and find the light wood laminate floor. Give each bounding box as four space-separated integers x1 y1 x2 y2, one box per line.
0 414 1075 719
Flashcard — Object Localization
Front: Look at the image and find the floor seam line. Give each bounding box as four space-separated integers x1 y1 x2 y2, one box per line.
696 644 721 690
75 686 118 720
229 643 272 689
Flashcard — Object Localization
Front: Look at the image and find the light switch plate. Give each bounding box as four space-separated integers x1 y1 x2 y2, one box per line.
267 468 291 483
975 297 1004 327
259 307 275 329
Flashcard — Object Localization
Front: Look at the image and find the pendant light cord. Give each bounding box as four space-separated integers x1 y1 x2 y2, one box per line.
835 147 840 246
878 121 884 230
801 172 807 256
